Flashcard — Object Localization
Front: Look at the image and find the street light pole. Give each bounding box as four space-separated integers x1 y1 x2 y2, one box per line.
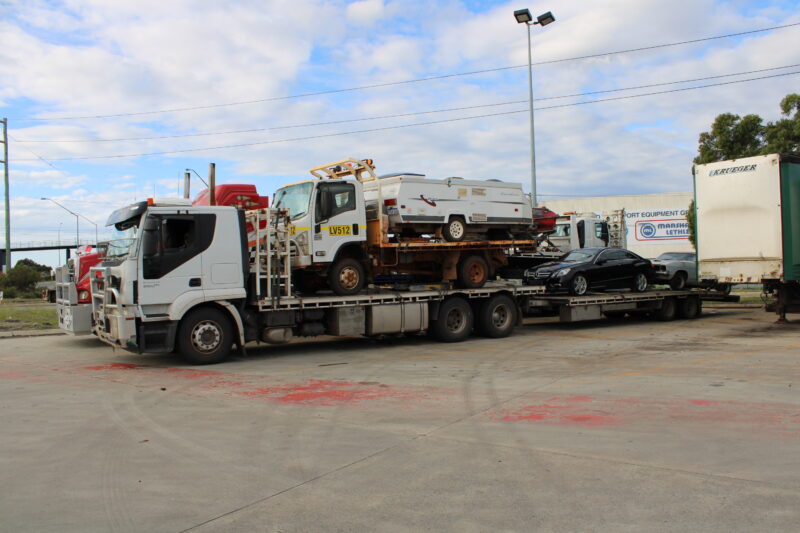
57 222 62 265
514 9 555 208
525 22 537 207
41 198 80 248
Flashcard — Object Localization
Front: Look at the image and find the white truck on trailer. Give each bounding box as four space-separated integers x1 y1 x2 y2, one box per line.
694 153 800 319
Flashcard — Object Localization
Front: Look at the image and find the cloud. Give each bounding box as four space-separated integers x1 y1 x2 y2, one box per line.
346 0 384 24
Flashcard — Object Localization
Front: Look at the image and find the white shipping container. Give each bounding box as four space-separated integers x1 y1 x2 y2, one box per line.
695 154 784 282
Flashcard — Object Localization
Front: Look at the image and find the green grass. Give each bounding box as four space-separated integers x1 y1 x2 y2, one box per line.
0 303 58 330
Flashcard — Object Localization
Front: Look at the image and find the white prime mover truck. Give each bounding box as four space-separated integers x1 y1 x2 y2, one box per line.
695 153 800 319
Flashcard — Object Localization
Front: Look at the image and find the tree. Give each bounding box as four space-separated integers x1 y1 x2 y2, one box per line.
3 264 41 293
694 113 764 164
764 93 800 154
14 258 51 280
686 199 696 250
694 93 800 164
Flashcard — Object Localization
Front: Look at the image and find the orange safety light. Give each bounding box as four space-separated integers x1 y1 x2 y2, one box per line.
147 197 155 205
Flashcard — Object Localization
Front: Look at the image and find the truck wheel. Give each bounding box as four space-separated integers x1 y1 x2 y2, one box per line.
669 272 687 291
443 216 467 242
476 294 517 338
432 297 473 342
177 307 234 365
603 311 627 320
632 272 648 293
655 297 676 321
570 274 588 296
328 257 365 296
458 255 489 288
716 283 732 295
678 296 701 319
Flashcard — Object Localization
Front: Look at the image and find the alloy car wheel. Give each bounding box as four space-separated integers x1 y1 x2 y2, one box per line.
570 274 588 296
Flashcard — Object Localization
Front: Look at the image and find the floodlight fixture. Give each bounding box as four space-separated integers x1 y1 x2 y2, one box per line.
514 9 532 23
537 11 555 26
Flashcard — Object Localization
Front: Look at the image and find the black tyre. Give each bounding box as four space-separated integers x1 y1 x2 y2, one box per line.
632 272 648 293
431 297 473 342
655 297 676 321
716 283 732 295
328 257 365 296
458 255 489 288
678 296 701 319
570 274 588 296
177 307 234 365
443 216 467 242
603 311 627 320
669 272 687 291
476 294 517 338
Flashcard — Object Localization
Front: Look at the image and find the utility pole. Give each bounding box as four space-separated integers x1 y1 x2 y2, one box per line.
208 163 216 206
1 118 9 273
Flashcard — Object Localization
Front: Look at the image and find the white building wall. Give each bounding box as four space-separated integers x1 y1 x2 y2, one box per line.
543 192 693 259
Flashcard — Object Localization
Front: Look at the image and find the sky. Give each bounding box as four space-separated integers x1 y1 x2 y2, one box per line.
2 0 800 268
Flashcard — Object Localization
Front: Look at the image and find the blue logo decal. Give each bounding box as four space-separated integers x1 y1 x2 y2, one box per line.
640 223 657 238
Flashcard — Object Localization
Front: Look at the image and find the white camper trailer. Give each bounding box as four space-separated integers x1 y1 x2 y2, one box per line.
361 173 533 241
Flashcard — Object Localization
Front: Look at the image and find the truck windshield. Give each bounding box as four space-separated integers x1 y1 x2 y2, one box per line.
273 182 313 220
553 224 570 237
106 226 138 258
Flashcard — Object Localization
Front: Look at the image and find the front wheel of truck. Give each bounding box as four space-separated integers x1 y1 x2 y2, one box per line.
328 257 365 296
177 307 234 365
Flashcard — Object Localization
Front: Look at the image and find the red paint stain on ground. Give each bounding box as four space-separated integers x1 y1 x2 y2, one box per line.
493 394 800 432
78 363 433 407
499 397 618 426
234 379 419 406
84 362 142 371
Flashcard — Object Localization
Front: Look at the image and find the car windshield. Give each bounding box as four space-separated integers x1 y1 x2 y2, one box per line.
106 226 138 258
273 182 314 220
658 252 694 261
561 249 599 262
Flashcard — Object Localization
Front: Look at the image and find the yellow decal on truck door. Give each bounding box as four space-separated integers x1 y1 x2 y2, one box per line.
327 225 352 236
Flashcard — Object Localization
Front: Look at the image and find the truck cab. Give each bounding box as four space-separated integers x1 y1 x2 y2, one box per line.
548 214 611 252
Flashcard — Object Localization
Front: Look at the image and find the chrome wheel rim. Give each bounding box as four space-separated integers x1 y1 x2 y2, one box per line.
191 320 222 353
574 276 587 295
635 274 647 291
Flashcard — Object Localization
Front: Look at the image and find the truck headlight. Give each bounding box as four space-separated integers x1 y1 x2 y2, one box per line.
78 290 90 301
554 268 571 277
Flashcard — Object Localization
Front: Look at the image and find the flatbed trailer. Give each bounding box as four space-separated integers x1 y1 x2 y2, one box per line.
525 289 703 322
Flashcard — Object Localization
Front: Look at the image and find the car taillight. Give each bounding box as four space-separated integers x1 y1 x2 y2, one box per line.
78 290 90 302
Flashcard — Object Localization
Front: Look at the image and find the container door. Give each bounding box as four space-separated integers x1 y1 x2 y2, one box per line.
781 161 800 281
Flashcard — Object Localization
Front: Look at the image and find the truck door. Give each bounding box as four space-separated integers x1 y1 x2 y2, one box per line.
139 213 215 309
312 181 365 262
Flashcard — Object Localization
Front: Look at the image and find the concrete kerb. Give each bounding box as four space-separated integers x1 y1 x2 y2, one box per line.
0 329 65 339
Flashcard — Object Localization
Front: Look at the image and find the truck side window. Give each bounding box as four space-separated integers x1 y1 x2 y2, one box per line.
142 214 216 279
594 223 603 239
316 182 356 222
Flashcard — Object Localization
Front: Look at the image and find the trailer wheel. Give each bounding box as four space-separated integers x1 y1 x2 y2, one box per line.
476 294 517 338
432 297 473 342
632 272 648 293
716 283 732 295
603 311 627 320
570 274 588 296
669 272 687 291
678 296 701 319
655 297 676 321
458 255 489 288
177 307 233 365
328 257 365 296
443 216 467 242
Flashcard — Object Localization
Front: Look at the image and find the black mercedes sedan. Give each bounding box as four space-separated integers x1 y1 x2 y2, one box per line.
524 247 654 296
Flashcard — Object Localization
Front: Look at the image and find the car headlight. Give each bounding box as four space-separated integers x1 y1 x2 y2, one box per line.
78 290 90 301
554 268 571 277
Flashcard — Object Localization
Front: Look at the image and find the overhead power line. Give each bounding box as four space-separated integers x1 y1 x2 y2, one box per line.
13 69 799 162
14 63 800 143
12 22 800 122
